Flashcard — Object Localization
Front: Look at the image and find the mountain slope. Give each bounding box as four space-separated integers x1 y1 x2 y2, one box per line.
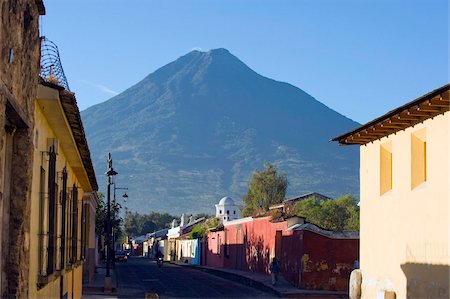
82 49 359 214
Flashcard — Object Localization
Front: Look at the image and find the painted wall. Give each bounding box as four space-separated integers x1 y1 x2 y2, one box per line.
299 231 358 291
28 93 88 298
177 239 201 265
359 111 449 298
205 216 358 291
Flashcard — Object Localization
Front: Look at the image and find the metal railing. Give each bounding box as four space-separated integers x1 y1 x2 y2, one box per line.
40 36 70 91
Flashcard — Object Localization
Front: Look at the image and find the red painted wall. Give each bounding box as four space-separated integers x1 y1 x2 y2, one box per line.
279 230 359 291
205 217 292 274
204 217 359 291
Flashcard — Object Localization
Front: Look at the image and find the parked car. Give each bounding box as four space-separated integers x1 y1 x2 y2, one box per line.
115 250 128 262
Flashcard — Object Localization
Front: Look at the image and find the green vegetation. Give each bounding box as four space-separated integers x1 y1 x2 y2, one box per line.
242 162 288 217
189 217 221 239
293 195 359 231
123 211 176 237
95 192 124 244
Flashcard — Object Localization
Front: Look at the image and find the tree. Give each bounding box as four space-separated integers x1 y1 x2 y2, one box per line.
123 211 176 237
189 217 221 239
242 162 288 217
293 195 359 231
95 192 125 247
95 192 106 236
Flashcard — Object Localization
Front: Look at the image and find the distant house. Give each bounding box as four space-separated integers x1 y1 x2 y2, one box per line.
167 214 205 262
269 192 331 214
332 84 449 298
131 235 148 256
147 228 169 259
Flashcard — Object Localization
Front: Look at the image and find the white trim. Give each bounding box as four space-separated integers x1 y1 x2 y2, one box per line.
223 216 254 226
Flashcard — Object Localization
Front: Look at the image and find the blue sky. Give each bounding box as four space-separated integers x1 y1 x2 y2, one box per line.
40 0 448 123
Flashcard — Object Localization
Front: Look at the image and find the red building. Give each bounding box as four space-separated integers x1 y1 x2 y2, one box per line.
204 216 359 291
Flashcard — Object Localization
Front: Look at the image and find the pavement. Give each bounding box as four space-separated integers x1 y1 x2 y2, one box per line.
82 258 348 299
170 261 348 299
82 265 119 299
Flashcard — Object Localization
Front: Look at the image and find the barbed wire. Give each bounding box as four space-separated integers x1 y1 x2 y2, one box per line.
40 36 70 91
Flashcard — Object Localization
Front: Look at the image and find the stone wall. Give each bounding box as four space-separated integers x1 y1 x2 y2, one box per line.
0 0 44 297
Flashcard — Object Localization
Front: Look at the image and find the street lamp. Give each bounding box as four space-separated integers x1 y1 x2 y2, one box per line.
104 153 117 290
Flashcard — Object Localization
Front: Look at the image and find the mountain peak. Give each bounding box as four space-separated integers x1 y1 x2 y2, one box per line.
145 48 254 86
81 50 360 214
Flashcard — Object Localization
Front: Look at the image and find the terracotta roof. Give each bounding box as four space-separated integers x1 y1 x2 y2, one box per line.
332 84 449 145
39 79 98 191
59 90 98 191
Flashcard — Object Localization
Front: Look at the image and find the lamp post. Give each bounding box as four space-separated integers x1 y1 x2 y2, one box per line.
105 153 117 289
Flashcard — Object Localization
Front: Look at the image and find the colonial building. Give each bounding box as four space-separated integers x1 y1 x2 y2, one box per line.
29 80 98 298
0 1 45 297
215 196 240 222
332 85 449 298
1 2 99 298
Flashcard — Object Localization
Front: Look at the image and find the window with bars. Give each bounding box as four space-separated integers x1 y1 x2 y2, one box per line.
71 185 78 264
66 188 72 266
38 143 59 278
60 168 67 268
47 145 56 275
38 165 48 276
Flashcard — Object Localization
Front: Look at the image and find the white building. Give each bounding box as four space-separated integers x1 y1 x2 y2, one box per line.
215 196 240 222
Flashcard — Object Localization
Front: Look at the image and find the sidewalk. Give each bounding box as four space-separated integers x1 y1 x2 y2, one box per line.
82 266 118 299
171 261 348 299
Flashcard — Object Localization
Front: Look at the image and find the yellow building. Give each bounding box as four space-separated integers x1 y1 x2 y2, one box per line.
333 84 449 298
29 80 98 299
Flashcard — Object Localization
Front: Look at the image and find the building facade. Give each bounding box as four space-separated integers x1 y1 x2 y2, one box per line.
333 85 449 298
28 81 98 298
0 1 45 297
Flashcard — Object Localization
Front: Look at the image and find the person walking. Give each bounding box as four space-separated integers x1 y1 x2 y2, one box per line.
269 257 280 286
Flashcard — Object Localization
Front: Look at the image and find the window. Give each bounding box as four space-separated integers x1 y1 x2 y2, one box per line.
380 142 392 195
411 129 426 189
66 188 72 265
226 210 229 215
47 145 57 275
219 210 222 214
81 200 89 260
233 210 236 215
38 165 47 276
60 167 67 268
71 185 78 264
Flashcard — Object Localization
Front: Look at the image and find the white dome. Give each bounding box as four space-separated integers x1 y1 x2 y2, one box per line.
218 196 234 205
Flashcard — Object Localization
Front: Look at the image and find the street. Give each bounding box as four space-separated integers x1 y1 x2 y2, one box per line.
116 257 276 298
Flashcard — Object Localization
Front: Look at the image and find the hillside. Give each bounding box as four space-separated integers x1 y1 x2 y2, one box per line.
81 49 359 215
